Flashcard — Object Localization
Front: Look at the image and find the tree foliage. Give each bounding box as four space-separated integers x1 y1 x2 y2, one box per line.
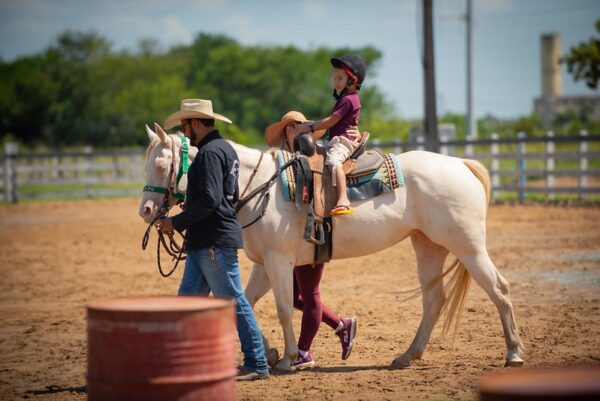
1 30 595 148
561 19 600 90
1 31 391 147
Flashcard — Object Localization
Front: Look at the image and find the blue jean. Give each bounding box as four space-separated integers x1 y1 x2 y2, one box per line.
178 247 268 373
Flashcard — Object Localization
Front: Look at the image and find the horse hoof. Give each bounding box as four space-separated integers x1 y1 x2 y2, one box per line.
504 358 524 368
266 348 280 368
391 355 412 369
275 358 292 372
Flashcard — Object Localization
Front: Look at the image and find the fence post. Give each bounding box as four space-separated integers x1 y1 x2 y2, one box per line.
394 139 402 155
490 133 500 200
465 135 474 158
372 138 381 152
417 136 425 151
546 131 555 201
517 132 526 203
439 135 448 155
579 130 588 200
84 146 93 198
112 151 120 179
4 142 18 204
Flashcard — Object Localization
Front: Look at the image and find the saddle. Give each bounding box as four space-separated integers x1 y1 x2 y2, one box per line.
303 132 382 221
278 133 403 263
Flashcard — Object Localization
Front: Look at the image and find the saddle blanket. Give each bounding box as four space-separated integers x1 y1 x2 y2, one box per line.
276 149 404 203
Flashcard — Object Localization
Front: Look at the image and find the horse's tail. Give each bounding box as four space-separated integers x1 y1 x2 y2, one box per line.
439 259 471 345
463 159 491 207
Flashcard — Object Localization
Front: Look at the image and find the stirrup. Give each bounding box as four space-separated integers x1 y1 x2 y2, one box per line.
307 220 325 245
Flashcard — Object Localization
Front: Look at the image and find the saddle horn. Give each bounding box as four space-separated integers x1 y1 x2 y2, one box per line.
294 133 316 156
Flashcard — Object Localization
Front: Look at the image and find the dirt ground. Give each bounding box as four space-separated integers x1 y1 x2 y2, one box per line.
0 198 599 401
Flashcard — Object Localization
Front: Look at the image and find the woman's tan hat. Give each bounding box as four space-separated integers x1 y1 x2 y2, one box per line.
264 111 326 147
164 99 232 129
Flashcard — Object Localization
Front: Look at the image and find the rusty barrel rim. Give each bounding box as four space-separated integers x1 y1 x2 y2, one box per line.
87 295 235 313
478 366 600 397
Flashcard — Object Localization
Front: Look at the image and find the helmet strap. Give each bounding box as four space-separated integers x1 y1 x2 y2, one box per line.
332 86 348 100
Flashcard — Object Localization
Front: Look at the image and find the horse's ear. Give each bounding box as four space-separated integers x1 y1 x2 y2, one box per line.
154 122 169 144
145 124 158 143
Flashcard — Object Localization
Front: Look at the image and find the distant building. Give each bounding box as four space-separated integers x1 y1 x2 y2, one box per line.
533 33 600 125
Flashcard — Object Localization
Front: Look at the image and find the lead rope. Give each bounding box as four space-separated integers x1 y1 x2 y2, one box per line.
141 195 187 278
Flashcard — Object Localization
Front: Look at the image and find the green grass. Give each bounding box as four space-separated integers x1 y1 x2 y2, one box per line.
1 181 145 203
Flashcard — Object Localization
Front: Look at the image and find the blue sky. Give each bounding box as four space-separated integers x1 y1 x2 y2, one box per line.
1 0 598 119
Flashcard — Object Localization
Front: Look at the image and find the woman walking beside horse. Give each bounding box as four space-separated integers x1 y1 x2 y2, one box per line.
265 111 360 368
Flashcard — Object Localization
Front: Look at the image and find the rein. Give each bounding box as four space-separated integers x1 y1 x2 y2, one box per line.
141 134 190 277
141 196 186 277
236 153 297 229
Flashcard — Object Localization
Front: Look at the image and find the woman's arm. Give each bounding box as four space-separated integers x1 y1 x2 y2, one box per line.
294 114 341 139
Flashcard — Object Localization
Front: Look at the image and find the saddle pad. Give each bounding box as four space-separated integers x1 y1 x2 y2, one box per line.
276 149 296 202
346 153 404 201
276 150 404 203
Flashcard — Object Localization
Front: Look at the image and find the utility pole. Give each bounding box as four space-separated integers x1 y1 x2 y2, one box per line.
423 0 439 152
466 0 477 138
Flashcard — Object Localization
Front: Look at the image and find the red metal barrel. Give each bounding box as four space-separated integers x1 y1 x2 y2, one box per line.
87 296 236 401
478 366 600 401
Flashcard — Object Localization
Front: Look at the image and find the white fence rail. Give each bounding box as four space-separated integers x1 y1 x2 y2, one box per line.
370 131 599 201
1 131 599 203
1 146 146 203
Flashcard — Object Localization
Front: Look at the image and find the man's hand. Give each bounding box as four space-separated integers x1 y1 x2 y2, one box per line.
157 217 175 233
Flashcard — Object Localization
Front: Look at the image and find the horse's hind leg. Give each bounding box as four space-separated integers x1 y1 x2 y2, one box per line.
245 263 279 367
459 250 524 367
392 231 448 368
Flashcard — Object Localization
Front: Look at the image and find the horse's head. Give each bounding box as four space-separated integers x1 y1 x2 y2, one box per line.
138 123 196 224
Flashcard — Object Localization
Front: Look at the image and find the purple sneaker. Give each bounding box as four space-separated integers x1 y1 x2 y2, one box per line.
291 350 315 369
337 317 357 360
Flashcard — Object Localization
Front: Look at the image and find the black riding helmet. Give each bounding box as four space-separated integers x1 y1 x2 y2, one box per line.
331 55 367 89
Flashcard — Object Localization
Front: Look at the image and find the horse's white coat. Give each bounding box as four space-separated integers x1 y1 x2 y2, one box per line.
140 128 524 371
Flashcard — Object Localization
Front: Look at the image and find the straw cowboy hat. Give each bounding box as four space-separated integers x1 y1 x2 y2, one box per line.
264 111 326 147
164 99 232 129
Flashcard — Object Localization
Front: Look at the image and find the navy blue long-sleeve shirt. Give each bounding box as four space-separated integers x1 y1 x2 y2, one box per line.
171 130 243 250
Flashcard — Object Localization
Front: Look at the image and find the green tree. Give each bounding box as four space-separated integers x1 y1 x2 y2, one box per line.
39 31 111 147
561 19 600 89
0 31 399 147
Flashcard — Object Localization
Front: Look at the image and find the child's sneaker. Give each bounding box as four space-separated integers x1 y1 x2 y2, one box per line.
336 317 357 360
291 350 315 369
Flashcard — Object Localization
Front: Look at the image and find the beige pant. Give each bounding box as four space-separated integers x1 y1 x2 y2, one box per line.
326 136 358 186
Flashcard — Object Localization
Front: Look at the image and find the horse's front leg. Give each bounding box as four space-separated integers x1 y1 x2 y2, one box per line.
245 263 279 367
263 253 296 371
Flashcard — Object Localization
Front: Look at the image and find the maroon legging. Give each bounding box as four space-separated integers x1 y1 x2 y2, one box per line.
293 263 341 352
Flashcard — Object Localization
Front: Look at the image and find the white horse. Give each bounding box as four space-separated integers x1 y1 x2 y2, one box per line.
139 124 524 370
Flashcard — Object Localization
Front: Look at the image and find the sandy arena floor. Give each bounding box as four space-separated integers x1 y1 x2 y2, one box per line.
0 198 599 400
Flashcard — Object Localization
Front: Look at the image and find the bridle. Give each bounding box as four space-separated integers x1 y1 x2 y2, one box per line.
141 134 191 277
142 134 189 203
236 151 297 229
